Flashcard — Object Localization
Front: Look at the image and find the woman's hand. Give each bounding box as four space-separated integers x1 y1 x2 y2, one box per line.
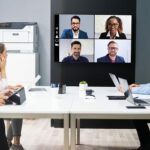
0 98 5 106
15 84 23 88
2 89 13 97
0 92 8 106
8 85 23 91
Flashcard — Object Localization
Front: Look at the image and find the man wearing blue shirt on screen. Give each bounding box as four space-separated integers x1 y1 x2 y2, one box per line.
97 41 125 63
61 16 88 39
62 41 89 63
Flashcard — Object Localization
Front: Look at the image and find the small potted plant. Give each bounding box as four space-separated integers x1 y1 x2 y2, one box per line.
79 80 88 88
79 81 87 84
79 81 88 97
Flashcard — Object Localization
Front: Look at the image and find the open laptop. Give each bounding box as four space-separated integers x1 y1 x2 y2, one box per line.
28 75 46 92
118 77 150 106
108 73 126 100
109 73 120 89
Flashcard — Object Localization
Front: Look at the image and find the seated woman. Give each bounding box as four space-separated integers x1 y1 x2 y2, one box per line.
0 43 24 150
0 91 10 150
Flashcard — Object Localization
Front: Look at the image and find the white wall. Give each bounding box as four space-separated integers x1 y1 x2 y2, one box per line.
0 0 50 85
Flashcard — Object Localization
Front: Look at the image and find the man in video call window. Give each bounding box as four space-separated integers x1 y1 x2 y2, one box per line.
61 16 88 39
62 41 89 63
97 41 125 63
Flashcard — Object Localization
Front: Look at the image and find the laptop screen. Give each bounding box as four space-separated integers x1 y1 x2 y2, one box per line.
109 73 120 89
118 77 135 105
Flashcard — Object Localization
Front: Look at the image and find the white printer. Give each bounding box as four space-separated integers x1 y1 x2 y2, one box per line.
0 22 38 53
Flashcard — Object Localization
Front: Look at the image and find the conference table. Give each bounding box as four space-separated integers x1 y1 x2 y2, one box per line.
0 86 75 150
1 86 150 150
69 87 150 150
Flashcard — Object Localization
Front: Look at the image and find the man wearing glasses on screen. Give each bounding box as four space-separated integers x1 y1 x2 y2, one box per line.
99 16 127 39
61 15 88 39
97 41 125 63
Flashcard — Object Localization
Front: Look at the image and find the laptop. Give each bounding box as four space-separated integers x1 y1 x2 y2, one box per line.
118 77 150 106
108 73 126 100
28 75 46 92
109 73 120 89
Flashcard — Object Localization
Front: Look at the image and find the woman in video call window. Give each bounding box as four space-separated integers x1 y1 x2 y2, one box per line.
99 16 127 39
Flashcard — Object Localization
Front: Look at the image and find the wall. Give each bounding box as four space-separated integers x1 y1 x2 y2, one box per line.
0 0 50 85
135 0 150 83
0 0 150 84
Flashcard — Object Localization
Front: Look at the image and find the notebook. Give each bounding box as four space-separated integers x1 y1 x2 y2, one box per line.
118 77 150 106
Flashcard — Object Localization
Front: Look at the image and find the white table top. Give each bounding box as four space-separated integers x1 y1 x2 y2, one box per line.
0 86 74 118
1 86 150 119
69 87 150 119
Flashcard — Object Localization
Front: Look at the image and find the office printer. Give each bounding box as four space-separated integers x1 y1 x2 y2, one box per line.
0 22 38 53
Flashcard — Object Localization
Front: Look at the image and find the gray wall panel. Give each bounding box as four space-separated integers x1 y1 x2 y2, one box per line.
136 0 150 83
0 0 50 85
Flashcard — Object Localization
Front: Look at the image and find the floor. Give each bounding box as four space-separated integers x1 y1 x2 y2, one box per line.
13 119 140 150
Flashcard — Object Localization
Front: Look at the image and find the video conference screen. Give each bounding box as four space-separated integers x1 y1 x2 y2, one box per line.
54 14 132 63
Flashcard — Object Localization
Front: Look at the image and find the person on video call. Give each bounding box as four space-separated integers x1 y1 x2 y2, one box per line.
97 41 125 63
62 41 89 63
61 15 88 39
99 16 127 39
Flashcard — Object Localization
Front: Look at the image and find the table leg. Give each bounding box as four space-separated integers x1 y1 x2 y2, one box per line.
77 119 80 145
71 114 76 150
64 114 69 150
